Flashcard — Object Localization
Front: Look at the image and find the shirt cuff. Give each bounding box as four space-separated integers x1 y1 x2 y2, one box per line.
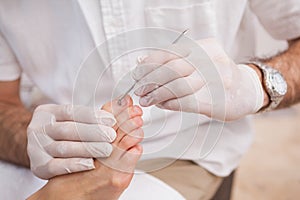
0 62 21 81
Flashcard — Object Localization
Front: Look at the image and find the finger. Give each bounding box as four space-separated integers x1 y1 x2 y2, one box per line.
132 44 190 81
45 122 116 142
116 105 143 126
134 58 195 96
157 92 212 116
34 158 95 179
44 141 113 158
101 95 133 116
35 104 116 126
118 128 144 150
139 76 205 107
118 116 143 134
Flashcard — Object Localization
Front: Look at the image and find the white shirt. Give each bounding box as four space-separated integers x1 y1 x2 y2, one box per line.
0 160 185 200
0 0 299 199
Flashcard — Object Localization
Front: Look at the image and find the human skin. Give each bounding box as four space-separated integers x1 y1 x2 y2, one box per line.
0 38 299 166
27 96 144 200
248 38 300 109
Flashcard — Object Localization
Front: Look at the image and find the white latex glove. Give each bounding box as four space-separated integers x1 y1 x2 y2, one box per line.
132 38 264 121
27 104 117 179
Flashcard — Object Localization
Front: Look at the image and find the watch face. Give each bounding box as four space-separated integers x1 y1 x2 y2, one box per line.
269 72 287 96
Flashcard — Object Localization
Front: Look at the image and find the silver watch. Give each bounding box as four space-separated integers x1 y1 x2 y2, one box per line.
248 61 287 112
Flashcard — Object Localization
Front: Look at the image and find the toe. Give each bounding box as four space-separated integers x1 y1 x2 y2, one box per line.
118 116 143 134
101 95 133 116
118 128 144 150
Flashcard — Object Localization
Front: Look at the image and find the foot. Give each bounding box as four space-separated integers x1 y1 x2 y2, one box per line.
28 96 143 200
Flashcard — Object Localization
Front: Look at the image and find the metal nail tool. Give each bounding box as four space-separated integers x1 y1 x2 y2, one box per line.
117 29 189 105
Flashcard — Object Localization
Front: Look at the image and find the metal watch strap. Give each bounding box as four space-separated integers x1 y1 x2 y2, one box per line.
246 61 287 112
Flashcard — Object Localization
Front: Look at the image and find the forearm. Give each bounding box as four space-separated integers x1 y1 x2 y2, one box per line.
0 102 31 167
262 38 300 109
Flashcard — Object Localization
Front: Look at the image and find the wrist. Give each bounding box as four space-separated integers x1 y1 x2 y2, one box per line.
246 64 270 108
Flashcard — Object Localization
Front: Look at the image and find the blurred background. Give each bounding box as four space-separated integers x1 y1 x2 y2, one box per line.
232 17 300 200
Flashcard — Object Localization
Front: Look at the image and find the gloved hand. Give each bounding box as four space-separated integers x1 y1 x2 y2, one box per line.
28 96 143 200
27 104 117 179
132 38 264 121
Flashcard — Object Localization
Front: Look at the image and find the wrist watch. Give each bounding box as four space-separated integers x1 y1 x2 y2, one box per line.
247 61 287 112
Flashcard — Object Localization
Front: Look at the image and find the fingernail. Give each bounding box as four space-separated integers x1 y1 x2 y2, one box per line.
105 128 117 142
131 69 140 81
96 111 117 126
103 144 113 157
78 159 95 170
131 65 147 81
87 143 113 158
136 55 149 64
140 95 153 106
135 86 146 96
99 117 116 127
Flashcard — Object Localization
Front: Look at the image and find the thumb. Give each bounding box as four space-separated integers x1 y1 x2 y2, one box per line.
33 158 95 179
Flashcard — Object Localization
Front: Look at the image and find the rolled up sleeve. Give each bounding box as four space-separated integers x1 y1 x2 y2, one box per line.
0 31 21 81
250 0 300 40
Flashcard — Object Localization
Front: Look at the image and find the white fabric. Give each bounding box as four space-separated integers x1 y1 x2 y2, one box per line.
0 0 299 197
0 161 46 200
0 161 184 200
0 32 22 81
120 171 185 200
250 0 300 40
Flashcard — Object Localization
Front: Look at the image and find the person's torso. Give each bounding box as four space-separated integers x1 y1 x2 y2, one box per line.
0 0 256 176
